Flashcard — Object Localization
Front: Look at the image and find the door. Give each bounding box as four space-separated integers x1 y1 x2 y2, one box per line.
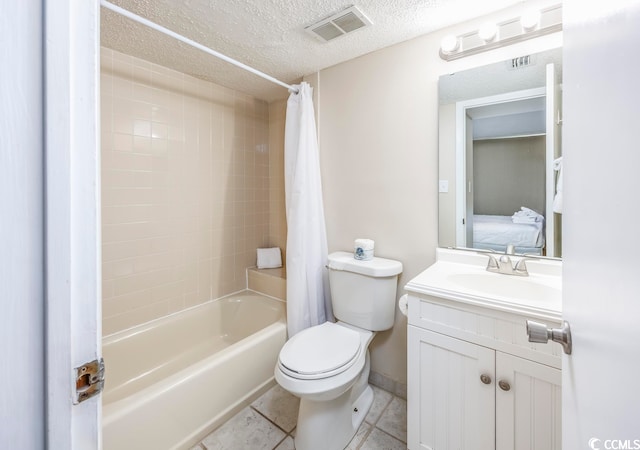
1 2 46 447
408 327 495 450
545 63 559 257
465 114 474 247
45 0 102 448
455 88 546 250
562 1 640 448
496 353 561 450
3 2 101 448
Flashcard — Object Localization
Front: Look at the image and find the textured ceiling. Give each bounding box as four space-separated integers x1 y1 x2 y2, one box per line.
101 0 527 102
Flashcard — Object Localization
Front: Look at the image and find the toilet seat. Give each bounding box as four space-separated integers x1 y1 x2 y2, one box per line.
278 322 362 380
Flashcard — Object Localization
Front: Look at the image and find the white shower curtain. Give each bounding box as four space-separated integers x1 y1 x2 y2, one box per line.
284 82 333 338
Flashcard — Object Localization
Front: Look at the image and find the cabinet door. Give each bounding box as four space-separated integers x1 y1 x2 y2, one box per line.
408 326 495 450
496 352 561 450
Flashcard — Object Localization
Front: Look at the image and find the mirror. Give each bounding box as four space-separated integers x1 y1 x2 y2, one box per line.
438 47 563 258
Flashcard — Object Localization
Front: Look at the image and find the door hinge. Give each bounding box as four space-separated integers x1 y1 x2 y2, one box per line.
74 358 105 404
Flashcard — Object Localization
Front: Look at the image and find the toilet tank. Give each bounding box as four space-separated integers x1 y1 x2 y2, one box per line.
327 251 403 331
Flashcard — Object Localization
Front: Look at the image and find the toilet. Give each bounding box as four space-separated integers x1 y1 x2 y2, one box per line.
274 251 402 450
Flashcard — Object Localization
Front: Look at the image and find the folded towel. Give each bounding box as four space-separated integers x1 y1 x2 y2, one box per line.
513 215 542 224
257 247 282 269
513 206 538 217
512 207 544 224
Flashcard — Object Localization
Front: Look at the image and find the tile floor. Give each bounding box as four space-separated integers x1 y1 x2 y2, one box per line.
190 384 407 450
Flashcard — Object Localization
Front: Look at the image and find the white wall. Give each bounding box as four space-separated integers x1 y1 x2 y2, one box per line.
315 0 562 384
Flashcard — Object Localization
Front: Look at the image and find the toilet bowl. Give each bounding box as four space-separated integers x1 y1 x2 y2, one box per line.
274 251 403 450
274 322 375 450
275 322 373 401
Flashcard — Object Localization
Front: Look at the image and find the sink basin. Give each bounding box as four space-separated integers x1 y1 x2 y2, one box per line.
445 272 561 303
404 249 562 318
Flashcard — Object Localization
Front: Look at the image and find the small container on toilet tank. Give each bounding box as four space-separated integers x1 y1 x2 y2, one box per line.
354 239 374 261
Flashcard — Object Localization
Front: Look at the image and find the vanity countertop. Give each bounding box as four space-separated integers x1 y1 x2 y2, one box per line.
405 248 562 322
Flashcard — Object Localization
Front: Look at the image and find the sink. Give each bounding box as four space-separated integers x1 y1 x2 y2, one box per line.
445 272 561 304
404 249 563 317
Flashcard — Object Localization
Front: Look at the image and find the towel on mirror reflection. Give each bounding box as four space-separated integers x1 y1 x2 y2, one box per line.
512 206 544 224
553 156 563 214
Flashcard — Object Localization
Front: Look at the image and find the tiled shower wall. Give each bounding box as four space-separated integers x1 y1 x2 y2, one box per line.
267 99 287 261
101 48 281 335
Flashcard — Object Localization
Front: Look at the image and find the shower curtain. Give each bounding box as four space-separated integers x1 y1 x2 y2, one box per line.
284 82 333 338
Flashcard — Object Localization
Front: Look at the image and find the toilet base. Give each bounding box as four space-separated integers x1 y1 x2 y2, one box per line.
351 384 374 437
294 384 373 450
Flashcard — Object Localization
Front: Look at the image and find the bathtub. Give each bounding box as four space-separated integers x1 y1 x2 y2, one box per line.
102 290 286 450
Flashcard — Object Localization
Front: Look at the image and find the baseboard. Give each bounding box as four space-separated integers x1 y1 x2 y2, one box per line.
368 370 407 400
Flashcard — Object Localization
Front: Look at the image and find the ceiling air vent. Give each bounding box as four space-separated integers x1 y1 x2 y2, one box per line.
305 6 372 42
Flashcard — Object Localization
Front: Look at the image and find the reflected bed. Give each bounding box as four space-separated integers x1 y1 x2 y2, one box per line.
473 214 545 255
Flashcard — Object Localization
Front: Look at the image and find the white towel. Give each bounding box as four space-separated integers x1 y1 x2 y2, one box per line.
514 206 538 217
513 216 542 224
257 247 282 269
553 156 563 214
512 207 544 224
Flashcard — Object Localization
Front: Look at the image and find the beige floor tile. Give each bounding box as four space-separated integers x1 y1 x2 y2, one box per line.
359 428 407 450
376 397 407 443
201 406 286 450
365 386 393 425
346 421 372 450
274 436 295 450
199 385 408 450
251 385 300 433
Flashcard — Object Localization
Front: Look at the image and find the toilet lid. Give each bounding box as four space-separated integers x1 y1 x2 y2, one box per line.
279 322 361 378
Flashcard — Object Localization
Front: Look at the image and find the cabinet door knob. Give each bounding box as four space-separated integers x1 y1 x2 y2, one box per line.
498 380 511 391
480 374 492 385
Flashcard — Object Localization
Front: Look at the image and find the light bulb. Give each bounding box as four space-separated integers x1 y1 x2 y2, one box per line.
521 9 540 31
478 22 498 42
440 35 459 54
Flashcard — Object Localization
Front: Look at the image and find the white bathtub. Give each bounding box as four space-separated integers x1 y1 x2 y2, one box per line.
102 290 286 450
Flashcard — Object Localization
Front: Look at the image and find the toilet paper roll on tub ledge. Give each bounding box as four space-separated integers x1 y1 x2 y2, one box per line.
354 239 374 261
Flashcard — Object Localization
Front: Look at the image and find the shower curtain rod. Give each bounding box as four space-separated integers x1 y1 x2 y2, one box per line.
100 0 299 94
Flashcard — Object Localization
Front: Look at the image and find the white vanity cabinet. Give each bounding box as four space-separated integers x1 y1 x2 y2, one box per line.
405 253 563 450
408 326 497 449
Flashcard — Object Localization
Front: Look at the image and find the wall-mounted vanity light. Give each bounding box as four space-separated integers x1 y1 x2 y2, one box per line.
440 4 561 61
440 34 460 54
521 8 541 31
478 22 499 43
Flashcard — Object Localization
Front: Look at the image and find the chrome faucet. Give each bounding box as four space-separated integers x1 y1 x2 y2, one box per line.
483 245 535 277
513 256 539 276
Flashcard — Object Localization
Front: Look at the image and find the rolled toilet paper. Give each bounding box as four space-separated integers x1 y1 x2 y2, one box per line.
354 238 374 260
398 294 409 316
